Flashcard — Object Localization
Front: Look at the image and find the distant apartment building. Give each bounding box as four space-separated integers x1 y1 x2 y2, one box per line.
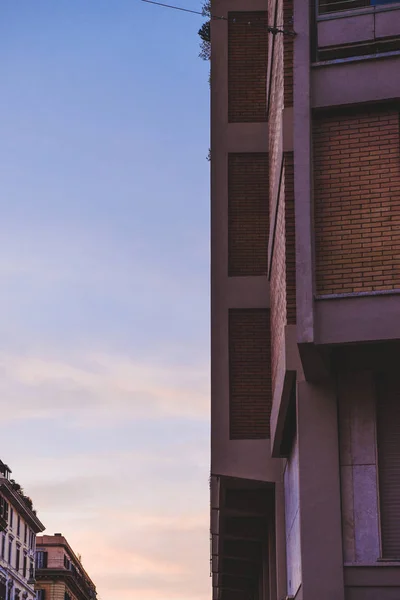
210 0 400 599
0 461 45 600
35 535 96 600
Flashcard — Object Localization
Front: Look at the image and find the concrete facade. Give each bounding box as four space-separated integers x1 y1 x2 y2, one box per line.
210 0 400 598
35 535 96 600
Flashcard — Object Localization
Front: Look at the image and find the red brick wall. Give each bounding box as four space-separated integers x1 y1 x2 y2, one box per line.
314 109 400 296
268 0 283 190
270 153 296 393
268 0 295 395
270 181 287 392
228 153 269 276
228 12 268 123
285 153 296 324
283 0 294 107
229 309 272 439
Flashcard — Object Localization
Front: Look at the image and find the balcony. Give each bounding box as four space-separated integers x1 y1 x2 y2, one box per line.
36 566 96 600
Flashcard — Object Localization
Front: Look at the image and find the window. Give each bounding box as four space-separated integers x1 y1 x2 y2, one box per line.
17 516 20 538
8 538 12 565
9 509 13 529
63 555 71 570
36 592 46 600
377 373 400 559
1 534 5 559
35 551 48 569
318 0 400 15
29 531 35 551
30 560 34 581
23 554 27 578
24 524 27 545
16 545 20 572
0 498 9 524
64 593 71 600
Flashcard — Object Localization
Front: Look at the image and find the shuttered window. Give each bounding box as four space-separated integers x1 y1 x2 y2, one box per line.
229 309 272 439
377 374 400 559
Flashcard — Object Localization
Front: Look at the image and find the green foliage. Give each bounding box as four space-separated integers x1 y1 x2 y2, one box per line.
198 0 211 61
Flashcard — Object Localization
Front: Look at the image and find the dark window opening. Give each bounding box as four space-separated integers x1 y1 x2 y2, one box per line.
35 551 48 570
279 377 297 458
377 373 400 559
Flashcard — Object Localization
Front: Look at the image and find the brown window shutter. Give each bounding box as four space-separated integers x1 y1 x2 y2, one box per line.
229 308 272 439
377 374 400 559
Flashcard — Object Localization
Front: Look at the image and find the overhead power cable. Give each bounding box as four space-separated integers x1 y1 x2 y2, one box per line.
141 0 226 19
140 0 296 34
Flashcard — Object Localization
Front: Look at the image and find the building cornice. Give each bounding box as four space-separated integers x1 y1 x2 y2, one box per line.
0 482 44 533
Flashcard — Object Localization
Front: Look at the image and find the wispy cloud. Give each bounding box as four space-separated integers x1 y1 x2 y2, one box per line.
0 351 209 424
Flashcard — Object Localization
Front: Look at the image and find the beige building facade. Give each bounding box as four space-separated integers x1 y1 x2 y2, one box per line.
0 461 45 600
35 535 96 600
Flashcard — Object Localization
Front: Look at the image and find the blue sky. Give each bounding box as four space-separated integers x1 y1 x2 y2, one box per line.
0 2 210 599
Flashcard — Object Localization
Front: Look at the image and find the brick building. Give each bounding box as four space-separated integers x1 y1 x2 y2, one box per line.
35 535 96 600
210 0 400 599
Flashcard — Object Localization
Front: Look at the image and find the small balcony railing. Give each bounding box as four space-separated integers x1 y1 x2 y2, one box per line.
318 0 400 15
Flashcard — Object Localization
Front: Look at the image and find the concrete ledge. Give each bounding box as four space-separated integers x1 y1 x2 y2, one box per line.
225 276 270 308
212 438 282 482
214 0 269 14
312 53 400 108
315 293 400 345
318 13 374 48
226 123 269 153
344 565 400 587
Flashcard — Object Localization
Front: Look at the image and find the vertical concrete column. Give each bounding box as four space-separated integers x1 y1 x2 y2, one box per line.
294 0 314 345
297 381 345 600
275 477 287 599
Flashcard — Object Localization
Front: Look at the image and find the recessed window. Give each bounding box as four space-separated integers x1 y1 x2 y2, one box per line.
35 551 48 569
0 497 9 526
16 545 20 572
17 516 20 538
319 0 400 14
377 374 400 559
9 508 13 529
8 537 12 565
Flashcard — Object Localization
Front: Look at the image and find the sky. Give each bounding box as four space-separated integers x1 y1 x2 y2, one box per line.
0 2 210 600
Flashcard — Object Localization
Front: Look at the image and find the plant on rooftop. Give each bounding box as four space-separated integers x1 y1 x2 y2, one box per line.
198 1 211 61
10 479 35 512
